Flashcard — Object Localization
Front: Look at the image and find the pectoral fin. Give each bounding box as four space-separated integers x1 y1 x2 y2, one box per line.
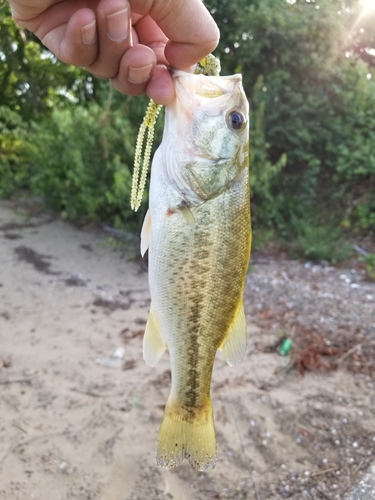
143 308 166 367
140 209 151 257
219 303 247 367
176 203 196 227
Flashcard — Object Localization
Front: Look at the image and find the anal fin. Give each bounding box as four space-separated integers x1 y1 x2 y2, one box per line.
219 302 247 367
143 308 166 367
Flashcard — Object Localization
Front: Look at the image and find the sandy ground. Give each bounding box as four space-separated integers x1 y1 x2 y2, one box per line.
1 200 375 500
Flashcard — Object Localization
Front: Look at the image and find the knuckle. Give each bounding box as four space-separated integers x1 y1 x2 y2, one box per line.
111 79 145 96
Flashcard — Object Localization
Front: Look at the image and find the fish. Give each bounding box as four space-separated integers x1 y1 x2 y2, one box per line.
140 70 251 471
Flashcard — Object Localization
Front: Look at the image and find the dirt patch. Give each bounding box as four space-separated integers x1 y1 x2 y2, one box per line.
0 222 38 231
288 325 375 378
3 233 23 240
93 297 131 311
80 243 93 252
13 245 59 275
120 327 144 341
64 275 87 287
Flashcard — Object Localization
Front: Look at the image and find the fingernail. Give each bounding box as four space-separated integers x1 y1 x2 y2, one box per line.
128 64 153 84
107 8 129 42
81 20 97 45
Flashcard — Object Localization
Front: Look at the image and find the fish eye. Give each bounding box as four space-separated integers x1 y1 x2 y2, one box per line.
227 110 246 131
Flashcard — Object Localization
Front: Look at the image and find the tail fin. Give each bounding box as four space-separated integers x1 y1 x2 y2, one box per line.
156 398 217 471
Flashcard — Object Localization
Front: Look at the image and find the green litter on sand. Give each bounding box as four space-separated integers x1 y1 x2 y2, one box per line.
279 338 293 356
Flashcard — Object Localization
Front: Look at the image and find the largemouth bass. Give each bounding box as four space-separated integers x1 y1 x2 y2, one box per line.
140 70 251 471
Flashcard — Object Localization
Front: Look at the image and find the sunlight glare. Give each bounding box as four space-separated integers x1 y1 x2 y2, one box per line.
360 0 375 13
351 0 375 32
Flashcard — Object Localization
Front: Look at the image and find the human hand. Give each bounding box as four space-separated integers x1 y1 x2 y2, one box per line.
9 0 219 105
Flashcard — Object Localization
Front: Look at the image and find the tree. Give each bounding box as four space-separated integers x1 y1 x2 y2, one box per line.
207 0 375 239
0 0 94 121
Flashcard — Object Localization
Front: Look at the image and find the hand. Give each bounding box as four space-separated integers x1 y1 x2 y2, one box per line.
9 0 220 105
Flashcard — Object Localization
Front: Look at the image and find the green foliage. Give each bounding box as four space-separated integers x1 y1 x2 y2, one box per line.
0 106 28 196
361 253 375 281
1 0 375 256
207 0 375 256
355 200 375 230
325 61 375 182
249 76 287 228
0 0 94 121
293 223 351 263
23 93 151 229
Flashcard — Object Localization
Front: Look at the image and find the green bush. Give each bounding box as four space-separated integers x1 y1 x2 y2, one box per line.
24 101 145 229
294 224 351 263
361 253 375 281
249 77 287 228
0 106 28 197
356 201 375 231
209 0 375 251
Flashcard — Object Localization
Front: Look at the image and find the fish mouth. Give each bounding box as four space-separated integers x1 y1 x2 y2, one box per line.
170 67 242 82
169 71 247 125
170 72 248 132
170 70 243 99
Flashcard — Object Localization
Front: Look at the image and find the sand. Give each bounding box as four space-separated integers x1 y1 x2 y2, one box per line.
1 200 374 500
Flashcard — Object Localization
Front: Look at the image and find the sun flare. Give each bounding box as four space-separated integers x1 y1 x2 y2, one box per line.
360 0 375 13
351 0 375 31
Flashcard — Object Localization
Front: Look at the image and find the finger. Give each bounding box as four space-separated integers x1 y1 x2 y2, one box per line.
133 15 168 66
85 0 133 79
111 44 157 97
13 0 134 78
145 64 175 106
10 0 60 22
129 0 220 70
60 9 98 66
14 3 100 66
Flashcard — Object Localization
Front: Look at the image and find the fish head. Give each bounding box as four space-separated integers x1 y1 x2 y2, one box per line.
162 71 249 202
